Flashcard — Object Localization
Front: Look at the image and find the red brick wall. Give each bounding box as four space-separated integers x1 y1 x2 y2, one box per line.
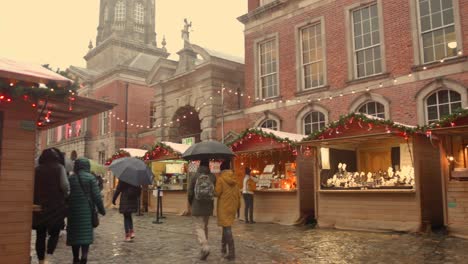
233 0 468 137
248 0 260 12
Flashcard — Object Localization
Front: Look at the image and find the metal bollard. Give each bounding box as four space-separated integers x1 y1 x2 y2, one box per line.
153 187 163 224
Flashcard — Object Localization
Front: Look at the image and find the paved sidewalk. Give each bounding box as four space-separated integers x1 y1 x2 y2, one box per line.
31 209 468 263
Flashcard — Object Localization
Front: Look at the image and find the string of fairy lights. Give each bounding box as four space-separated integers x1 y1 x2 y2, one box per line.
104 53 464 130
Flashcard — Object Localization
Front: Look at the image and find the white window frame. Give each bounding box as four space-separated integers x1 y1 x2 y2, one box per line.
104 5 109 21
303 111 326 135
260 119 279 131
254 35 280 100
258 38 279 99
425 89 462 123
100 111 109 136
115 1 126 22
134 2 145 25
297 19 327 91
416 0 460 64
351 3 383 79
358 101 386 118
150 102 157 128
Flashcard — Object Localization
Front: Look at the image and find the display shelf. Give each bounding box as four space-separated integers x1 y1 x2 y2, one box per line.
255 189 297 193
318 188 416 194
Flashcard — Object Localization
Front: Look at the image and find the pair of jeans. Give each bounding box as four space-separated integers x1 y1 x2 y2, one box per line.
193 216 210 253
72 245 89 262
123 213 133 233
35 224 61 260
243 193 254 222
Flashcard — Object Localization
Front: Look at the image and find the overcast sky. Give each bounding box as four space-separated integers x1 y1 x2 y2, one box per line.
0 0 247 70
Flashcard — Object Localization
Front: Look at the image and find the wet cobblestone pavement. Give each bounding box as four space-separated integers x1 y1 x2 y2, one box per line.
31 209 468 264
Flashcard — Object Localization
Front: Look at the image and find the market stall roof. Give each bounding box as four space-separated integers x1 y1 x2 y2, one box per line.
0 57 72 87
120 148 148 158
0 58 115 130
426 108 468 135
161 141 190 154
302 113 417 143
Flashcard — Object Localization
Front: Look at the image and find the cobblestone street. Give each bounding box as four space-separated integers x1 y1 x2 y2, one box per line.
31 209 468 264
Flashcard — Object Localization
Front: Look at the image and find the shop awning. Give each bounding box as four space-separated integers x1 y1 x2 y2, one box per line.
36 96 115 130
303 132 407 148
161 141 190 154
0 58 115 130
143 141 191 161
427 109 468 135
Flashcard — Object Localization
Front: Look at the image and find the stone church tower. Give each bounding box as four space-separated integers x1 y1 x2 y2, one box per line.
85 0 168 72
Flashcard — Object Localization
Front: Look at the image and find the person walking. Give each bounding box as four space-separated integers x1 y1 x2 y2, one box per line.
216 159 241 261
33 148 70 264
67 158 106 264
242 167 257 224
188 159 216 260
112 179 141 242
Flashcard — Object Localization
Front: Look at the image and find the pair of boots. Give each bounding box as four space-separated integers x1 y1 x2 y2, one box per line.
221 232 235 260
125 229 135 242
72 258 87 264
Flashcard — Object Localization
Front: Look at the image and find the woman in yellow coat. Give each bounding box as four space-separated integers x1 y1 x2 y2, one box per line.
215 159 240 261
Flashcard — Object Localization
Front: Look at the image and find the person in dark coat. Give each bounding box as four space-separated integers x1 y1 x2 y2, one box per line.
112 180 141 242
187 159 216 260
67 158 106 264
33 148 70 264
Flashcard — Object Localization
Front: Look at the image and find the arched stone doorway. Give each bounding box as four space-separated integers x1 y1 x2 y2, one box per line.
169 106 201 144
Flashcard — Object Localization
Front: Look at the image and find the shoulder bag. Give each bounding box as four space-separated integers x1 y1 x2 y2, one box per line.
77 174 99 228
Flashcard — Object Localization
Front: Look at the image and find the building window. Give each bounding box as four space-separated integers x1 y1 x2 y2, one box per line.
352 3 382 78
258 39 278 99
98 151 106 165
104 6 109 21
115 1 126 21
134 2 144 24
303 111 326 135
260 119 278 131
418 0 457 63
358 101 385 118
300 23 325 89
101 111 109 135
426 89 462 123
150 102 157 128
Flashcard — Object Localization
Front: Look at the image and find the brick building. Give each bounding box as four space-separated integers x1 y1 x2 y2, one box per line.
41 0 244 162
222 0 468 138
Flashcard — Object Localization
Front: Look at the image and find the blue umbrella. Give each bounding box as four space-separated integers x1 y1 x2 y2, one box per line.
108 157 153 186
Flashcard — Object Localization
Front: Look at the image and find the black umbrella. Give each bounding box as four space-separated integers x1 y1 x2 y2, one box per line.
108 157 153 186
182 140 235 160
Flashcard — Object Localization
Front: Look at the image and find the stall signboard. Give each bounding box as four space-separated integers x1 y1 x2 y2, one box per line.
182 137 195 146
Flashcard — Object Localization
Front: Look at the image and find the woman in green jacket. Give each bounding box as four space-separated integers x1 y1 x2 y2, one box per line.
67 158 106 264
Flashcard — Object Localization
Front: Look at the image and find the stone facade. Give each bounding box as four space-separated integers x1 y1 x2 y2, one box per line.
41 1 244 161
222 0 468 138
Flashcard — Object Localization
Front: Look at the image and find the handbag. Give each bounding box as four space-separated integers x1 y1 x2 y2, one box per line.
77 174 99 228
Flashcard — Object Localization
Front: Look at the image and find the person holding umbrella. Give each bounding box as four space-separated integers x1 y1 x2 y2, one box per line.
109 157 153 242
112 180 141 242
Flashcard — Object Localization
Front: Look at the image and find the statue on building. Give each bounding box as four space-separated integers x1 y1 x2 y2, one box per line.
181 18 192 44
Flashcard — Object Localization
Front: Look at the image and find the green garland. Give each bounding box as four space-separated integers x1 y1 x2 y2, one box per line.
144 142 179 161
304 113 419 141
105 150 131 165
423 108 468 130
227 127 299 147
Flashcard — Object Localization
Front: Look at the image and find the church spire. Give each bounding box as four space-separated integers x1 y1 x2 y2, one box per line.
96 0 157 47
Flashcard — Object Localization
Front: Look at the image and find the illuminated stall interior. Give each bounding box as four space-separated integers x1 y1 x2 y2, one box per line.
429 109 468 238
304 113 443 232
229 128 307 225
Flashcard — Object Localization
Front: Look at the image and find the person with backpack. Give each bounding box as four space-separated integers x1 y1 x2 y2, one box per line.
242 167 257 224
215 159 241 261
112 180 141 242
187 159 216 260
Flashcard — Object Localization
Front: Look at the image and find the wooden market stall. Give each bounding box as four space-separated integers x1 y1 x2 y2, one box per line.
428 109 468 238
143 141 190 215
303 113 444 232
228 128 314 225
0 58 114 263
